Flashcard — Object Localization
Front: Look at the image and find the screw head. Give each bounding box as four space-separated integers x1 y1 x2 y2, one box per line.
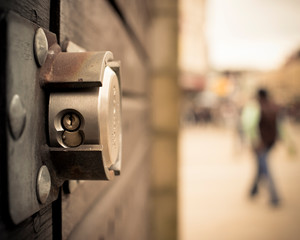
62 113 81 131
36 166 51 204
34 28 48 67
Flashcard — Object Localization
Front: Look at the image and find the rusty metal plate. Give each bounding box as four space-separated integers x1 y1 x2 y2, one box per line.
1 11 60 224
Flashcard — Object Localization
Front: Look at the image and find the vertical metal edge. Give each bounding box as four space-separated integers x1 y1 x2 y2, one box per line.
4 11 59 224
6 11 40 224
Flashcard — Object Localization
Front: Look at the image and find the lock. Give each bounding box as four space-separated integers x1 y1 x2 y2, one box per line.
2 12 123 224
39 33 122 180
3 12 123 224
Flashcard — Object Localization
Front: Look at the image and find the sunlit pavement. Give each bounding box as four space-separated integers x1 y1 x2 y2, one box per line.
179 125 300 240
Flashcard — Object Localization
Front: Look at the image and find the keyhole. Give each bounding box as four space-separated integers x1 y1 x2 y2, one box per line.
67 115 73 127
62 113 81 131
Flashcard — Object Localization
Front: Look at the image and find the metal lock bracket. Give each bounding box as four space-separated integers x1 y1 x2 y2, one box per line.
1 11 122 224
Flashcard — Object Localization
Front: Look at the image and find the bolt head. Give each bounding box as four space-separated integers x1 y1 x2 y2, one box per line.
36 166 51 204
34 28 48 67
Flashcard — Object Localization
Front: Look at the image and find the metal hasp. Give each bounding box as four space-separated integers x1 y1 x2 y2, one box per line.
1 11 121 224
2 12 61 224
40 36 122 180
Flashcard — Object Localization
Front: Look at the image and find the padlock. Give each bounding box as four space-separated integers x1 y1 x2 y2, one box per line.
40 41 122 180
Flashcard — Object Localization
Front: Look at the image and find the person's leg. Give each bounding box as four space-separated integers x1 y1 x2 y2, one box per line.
259 150 280 205
250 152 263 196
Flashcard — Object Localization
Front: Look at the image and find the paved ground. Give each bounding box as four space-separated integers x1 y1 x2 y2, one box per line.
178 125 300 240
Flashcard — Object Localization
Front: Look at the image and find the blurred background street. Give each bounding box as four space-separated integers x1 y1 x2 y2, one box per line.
177 1 300 238
179 124 300 240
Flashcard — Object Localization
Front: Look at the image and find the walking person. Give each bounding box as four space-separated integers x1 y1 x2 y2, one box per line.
249 88 280 206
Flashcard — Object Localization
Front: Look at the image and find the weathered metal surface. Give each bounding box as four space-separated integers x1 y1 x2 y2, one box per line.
40 49 117 88
50 146 113 180
3 11 60 224
38 36 113 89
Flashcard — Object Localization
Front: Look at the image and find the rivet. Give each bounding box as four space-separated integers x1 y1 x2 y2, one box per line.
34 28 48 67
36 165 51 204
8 95 26 140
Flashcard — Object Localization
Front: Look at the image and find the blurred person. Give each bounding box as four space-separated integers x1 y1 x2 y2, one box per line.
242 88 280 206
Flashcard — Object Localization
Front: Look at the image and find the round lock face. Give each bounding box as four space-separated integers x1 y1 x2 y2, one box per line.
99 66 121 167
